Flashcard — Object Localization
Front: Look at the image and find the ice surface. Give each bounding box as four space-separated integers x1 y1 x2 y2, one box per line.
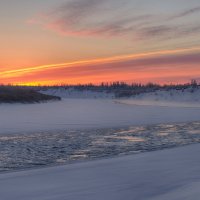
1 121 200 172
1 99 200 134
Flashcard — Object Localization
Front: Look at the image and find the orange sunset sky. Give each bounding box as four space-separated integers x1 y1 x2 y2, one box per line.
0 0 200 85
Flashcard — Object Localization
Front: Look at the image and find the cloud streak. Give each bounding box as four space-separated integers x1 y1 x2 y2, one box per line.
169 6 200 20
1 47 200 85
1 46 200 77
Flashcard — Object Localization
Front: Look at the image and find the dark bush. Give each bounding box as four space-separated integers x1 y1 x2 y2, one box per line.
0 86 61 103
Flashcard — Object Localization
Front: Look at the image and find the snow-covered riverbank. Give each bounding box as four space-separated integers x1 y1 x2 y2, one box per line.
116 87 200 107
1 143 200 200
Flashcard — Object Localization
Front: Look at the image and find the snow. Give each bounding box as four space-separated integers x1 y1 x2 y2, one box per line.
1 99 200 134
41 87 200 103
1 143 200 200
115 99 200 108
41 88 115 99
133 88 200 103
1 88 200 199
117 88 200 107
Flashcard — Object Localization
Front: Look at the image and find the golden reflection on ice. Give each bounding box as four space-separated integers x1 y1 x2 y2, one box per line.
105 136 145 142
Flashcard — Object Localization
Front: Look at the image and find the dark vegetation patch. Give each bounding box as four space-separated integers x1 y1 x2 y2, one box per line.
0 86 61 103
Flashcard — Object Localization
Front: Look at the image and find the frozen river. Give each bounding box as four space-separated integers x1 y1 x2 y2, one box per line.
1 99 200 172
1 121 200 172
1 99 200 134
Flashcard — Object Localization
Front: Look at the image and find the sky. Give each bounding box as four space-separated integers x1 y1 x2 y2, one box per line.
0 0 200 85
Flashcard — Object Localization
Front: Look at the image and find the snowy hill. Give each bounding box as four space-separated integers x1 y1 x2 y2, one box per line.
40 87 200 104
115 87 200 107
40 88 115 99
130 87 200 103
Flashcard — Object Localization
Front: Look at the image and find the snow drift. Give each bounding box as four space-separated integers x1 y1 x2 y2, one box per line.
1 143 200 200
